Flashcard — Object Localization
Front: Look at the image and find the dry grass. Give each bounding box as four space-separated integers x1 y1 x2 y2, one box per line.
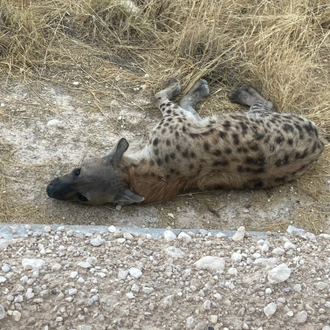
0 0 329 231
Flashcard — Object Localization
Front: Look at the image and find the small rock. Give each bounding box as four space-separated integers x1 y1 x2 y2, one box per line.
186 316 194 328
164 246 184 258
68 288 77 295
118 269 129 280
0 304 6 319
108 225 116 233
77 261 92 269
90 236 103 247
52 263 62 271
209 315 218 324
0 276 6 283
316 282 328 291
2 264 11 272
164 230 176 241
70 271 78 279
216 232 227 238
123 232 134 240
194 256 225 271
203 300 211 310
115 205 122 211
264 302 277 318
22 258 45 269
296 310 308 323
44 226 52 233
142 287 154 294
232 226 245 241
12 311 21 322
131 284 140 292
126 292 134 299
178 232 192 242
0 239 10 249
272 247 285 256
268 263 291 284
25 288 34 300
231 252 242 262
129 268 142 279
287 225 316 241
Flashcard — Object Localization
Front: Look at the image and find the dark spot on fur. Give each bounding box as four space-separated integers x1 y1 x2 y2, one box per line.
176 144 181 151
219 131 227 139
156 158 163 166
213 160 229 166
170 153 176 160
253 180 264 188
164 122 169 127
153 138 159 146
283 123 294 133
149 159 155 167
182 126 186 133
190 151 196 158
287 138 293 145
160 103 165 107
204 142 210 151
254 133 265 140
166 139 171 146
166 109 172 114
154 148 159 156
275 154 289 167
166 102 171 106
182 149 189 158
223 121 231 130
304 122 314 136
164 154 170 163
167 117 173 122
189 133 198 139
275 136 283 145
212 149 222 156
175 131 179 138
246 156 265 166
225 148 232 155
232 133 240 145
161 128 167 134
249 143 259 151
237 147 249 153
239 122 249 135
189 164 194 170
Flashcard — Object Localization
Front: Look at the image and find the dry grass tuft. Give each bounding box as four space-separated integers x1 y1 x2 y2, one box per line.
0 0 329 231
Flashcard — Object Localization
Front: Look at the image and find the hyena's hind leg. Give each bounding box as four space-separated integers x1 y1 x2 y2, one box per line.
179 79 210 121
228 84 277 112
153 78 182 117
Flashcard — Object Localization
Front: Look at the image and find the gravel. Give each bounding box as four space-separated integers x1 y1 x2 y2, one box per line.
0 224 330 329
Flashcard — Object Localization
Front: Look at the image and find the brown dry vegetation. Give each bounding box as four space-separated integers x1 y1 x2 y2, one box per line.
0 0 329 232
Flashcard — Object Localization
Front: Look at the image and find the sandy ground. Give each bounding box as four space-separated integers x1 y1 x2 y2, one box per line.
1 76 329 233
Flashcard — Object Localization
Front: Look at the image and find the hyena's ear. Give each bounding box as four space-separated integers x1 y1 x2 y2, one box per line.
114 189 145 205
103 138 129 165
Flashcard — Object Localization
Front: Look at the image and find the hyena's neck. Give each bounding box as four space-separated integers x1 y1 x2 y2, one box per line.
118 146 189 204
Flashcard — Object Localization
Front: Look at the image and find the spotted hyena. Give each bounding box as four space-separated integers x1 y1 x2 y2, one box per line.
46 78 324 206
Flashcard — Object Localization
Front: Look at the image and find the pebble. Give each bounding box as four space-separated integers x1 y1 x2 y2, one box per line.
268 263 291 284
25 288 34 300
52 263 62 271
296 310 308 323
231 251 242 262
0 304 6 319
0 276 6 283
164 230 177 241
12 310 21 322
264 302 277 318
22 258 45 269
70 271 78 278
194 256 225 271
232 226 245 241
129 268 142 279
2 263 11 272
118 269 129 280
77 261 92 269
90 236 104 247
108 225 116 233
178 232 192 242
164 246 184 258
0 239 10 249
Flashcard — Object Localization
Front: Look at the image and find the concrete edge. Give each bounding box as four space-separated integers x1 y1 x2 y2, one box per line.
0 223 272 240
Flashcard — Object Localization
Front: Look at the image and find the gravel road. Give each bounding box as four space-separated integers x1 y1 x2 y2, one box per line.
0 224 330 330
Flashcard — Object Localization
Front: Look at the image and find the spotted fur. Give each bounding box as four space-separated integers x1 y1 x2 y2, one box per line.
47 79 324 206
